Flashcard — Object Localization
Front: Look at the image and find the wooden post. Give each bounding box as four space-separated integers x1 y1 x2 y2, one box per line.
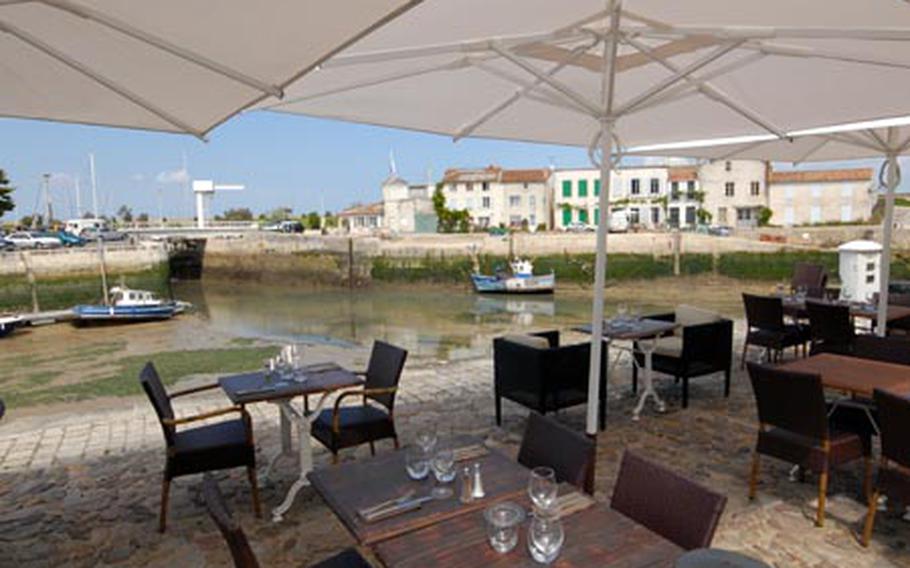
97 238 110 305
347 237 354 289
672 230 681 276
20 252 39 313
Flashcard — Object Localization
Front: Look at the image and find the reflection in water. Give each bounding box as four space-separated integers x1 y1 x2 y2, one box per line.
174 281 594 361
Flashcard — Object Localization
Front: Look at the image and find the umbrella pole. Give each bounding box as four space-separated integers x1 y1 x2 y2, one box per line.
586 118 614 435
876 152 899 336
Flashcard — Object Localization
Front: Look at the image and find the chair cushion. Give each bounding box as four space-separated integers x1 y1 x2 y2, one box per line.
311 548 372 568
312 405 396 452
653 336 683 358
756 427 867 473
675 304 720 327
502 334 550 350
169 418 254 478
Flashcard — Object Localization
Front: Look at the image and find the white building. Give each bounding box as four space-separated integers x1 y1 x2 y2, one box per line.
767 168 874 226
337 202 383 234
382 174 437 233
552 166 669 229
666 166 701 228
699 160 768 228
441 166 551 230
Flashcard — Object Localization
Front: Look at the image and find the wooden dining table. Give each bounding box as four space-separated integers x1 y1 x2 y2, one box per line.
308 440 684 567
778 353 910 398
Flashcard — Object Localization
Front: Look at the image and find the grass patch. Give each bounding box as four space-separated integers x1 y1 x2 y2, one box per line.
3 345 279 407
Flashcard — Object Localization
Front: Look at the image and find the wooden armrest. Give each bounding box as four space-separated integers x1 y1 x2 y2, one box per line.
162 406 244 426
168 382 221 399
331 387 397 432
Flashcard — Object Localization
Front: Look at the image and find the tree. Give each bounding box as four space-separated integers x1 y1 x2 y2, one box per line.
432 185 471 233
221 207 254 221
137 212 150 223
696 208 712 224
264 206 293 222
323 212 338 228
757 206 773 227
117 205 133 223
0 170 14 218
303 211 322 230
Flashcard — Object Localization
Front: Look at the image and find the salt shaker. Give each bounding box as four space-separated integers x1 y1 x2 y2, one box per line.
471 462 486 499
459 467 474 504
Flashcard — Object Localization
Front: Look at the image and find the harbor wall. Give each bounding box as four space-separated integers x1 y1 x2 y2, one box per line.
0 242 168 277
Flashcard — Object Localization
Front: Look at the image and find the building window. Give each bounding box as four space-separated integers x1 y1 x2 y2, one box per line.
724 182 735 197
631 178 640 195
509 195 521 207
670 181 680 200
685 206 696 225
651 207 660 224
737 208 753 221
668 208 680 227
724 161 732 172
718 207 728 223
578 179 588 197
478 216 490 228
594 179 600 196
466 182 474 192
750 181 760 196
482 196 490 208
629 208 640 224
448 183 456 192
529 214 536 226
509 215 522 226
594 208 600 225
650 178 660 194
562 208 572 226
687 180 696 192
579 209 589 224
562 180 572 198
529 195 536 208
523 182 529 189
482 182 489 191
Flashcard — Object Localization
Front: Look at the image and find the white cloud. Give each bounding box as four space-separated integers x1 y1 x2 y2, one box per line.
130 173 146 182
156 167 189 184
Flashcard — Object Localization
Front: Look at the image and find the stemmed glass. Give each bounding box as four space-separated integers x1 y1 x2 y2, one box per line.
430 442 456 499
528 467 558 516
528 515 565 564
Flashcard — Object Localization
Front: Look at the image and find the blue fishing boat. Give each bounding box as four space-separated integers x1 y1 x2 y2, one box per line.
73 286 189 323
0 315 22 338
471 259 555 294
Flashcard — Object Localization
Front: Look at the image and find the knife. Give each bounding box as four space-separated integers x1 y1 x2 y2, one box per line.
361 495 434 522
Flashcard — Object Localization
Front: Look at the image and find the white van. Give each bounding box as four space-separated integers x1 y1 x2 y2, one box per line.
65 218 107 236
609 209 630 233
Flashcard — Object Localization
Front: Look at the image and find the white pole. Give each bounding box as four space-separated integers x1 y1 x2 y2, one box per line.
876 152 898 336
74 175 82 218
586 0 621 435
89 153 99 218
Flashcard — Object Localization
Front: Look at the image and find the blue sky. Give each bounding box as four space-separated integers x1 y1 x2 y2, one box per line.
0 111 902 222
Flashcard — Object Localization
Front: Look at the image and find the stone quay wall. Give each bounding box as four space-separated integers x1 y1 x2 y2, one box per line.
0 242 168 278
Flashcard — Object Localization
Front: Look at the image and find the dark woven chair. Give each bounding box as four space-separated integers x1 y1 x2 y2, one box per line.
203 475 371 568
806 300 855 355
312 340 407 464
611 451 726 551
140 362 260 533
792 263 828 299
746 363 872 527
493 330 607 430
517 412 596 494
0 398 5 421
862 389 910 546
741 294 810 367
632 308 733 408
851 334 910 366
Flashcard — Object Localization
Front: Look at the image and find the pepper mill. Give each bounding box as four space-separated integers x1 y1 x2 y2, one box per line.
471 462 486 499
459 467 474 504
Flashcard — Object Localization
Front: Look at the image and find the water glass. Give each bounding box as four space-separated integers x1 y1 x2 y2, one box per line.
415 426 438 454
483 501 525 554
616 303 629 322
527 515 565 564
528 467 557 515
431 444 456 498
405 445 430 481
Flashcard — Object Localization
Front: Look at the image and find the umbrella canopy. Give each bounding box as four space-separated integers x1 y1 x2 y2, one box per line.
0 0 420 138
627 117 910 338
261 0 910 434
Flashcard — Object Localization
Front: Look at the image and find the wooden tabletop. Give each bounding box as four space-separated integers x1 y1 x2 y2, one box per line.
307 441 529 545
781 298 910 323
575 318 678 341
778 353 910 398
373 493 683 568
219 365 362 405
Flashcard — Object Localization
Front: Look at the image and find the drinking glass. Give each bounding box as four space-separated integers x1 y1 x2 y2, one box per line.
528 467 557 515
483 501 525 554
405 445 430 481
430 444 456 498
415 426 438 454
527 515 565 564
616 303 629 322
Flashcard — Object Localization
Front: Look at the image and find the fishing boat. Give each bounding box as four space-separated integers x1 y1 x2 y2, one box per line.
470 259 555 294
0 315 22 338
73 286 190 323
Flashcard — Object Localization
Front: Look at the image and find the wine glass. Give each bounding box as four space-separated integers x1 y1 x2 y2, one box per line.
430 443 456 499
528 467 557 516
528 515 565 564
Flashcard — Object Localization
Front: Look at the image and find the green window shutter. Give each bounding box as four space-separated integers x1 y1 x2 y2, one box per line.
594 208 600 225
579 209 589 223
562 180 572 197
578 179 588 197
562 208 572 226
594 179 600 196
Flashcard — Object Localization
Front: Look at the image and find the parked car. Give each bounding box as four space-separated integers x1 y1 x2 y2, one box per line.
708 225 733 237
564 222 595 233
278 220 304 233
53 231 87 247
5 231 62 249
0 236 14 251
81 227 128 242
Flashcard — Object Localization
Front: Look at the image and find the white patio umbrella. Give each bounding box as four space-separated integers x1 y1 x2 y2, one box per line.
628 116 910 338
261 0 910 434
0 0 421 138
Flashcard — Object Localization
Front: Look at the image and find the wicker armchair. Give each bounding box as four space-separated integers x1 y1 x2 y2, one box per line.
493 330 607 430
517 412 596 494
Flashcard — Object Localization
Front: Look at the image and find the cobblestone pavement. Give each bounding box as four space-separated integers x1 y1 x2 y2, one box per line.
1 339 909 567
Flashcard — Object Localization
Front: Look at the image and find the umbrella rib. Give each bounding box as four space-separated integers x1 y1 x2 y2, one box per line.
791 137 831 165
745 40 910 71
0 18 204 138
630 25 910 42
490 43 601 116
614 40 743 117
622 35 786 137
454 39 599 141
37 0 283 98
471 61 591 115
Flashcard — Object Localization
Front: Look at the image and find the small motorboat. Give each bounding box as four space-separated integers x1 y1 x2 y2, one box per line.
0 315 22 338
73 286 190 323
471 258 555 294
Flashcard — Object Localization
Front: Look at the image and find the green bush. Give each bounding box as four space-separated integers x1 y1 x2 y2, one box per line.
717 251 838 281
